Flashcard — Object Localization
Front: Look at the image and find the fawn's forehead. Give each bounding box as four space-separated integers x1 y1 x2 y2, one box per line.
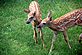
28 12 34 17
28 12 33 16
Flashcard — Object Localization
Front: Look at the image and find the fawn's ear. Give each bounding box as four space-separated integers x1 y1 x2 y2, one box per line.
24 9 30 13
47 10 51 18
47 10 52 21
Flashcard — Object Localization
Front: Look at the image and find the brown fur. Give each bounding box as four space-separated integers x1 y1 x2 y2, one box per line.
24 1 45 48
49 9 82 31
38 9 82 54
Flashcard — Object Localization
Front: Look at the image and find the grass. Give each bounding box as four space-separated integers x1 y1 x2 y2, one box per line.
0 0 82 55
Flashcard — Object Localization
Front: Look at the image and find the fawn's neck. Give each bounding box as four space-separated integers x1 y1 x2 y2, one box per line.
34 17 42 25
48 21 60 31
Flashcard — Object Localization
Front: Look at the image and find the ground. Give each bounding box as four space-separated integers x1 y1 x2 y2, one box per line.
0 0 82 55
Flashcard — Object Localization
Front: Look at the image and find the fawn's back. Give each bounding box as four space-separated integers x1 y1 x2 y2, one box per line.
29 1 42 21
52 9 82 31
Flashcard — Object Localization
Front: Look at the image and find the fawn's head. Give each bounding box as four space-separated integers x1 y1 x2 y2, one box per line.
24 9 36 24
37 11 52 28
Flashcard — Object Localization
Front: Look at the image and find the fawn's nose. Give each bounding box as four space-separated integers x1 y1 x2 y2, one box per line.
26 21 30 24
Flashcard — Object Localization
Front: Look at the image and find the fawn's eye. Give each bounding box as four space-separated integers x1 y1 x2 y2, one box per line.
43 23 46 25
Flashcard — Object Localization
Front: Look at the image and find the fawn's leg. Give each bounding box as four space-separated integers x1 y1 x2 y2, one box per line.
49 31 57 55
38 28 45 48
79 33 82 43
63 30 71 49
78 17 82 43
78 23 82 43
33 27 38 44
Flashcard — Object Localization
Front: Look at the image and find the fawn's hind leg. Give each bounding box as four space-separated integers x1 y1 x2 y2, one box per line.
63 30 71 49
78 22 82 43
79 33 82 43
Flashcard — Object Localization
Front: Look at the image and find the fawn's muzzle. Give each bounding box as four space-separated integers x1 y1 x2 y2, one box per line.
26 21 30 24
26 17 34 24
37 23 43 28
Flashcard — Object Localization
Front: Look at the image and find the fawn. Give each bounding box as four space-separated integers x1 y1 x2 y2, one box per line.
24 1 45 47
79 33 82 43
37 9 82 54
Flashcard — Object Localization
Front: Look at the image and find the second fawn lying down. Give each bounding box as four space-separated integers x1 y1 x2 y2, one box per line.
37 9 82 54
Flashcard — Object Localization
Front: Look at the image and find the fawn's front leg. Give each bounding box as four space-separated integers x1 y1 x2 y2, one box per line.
33 27 38 44
38 28 46 48
49 31 57 55
63 30 71 49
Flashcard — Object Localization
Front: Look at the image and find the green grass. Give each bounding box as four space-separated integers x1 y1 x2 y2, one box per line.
0 0 82 55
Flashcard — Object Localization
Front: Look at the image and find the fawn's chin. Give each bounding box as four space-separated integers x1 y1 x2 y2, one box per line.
37 26 41 28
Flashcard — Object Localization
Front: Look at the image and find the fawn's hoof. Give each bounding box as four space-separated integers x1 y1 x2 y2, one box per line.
69 46 72 49
68 44 72 49
43 44 46 48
